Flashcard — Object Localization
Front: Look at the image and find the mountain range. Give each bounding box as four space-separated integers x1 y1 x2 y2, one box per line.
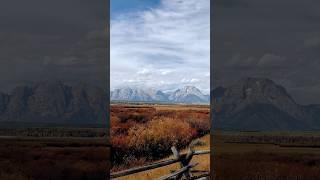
213 77 320 131
0 81 106 126
1 78 319 130
110 86 209 103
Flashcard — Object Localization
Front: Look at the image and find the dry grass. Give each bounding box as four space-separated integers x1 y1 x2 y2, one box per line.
212 132 320 180
115 135 210 180
127 117 196 156
0 135 109 180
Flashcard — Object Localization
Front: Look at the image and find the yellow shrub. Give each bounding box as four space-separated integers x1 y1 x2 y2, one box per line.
127 117 196 157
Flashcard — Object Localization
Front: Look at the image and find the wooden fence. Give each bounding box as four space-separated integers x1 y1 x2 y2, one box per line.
110 146 210 180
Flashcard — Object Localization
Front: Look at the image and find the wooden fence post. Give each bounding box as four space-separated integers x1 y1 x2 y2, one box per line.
171 146 193 179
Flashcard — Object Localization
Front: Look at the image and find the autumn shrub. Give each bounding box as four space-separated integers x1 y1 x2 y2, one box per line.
171 109 210 135
110 105 210 168
127 117 196 158
115 107 156 123
110 115 132 135
186 117 210 135
155 110 176 118
110 112 147 136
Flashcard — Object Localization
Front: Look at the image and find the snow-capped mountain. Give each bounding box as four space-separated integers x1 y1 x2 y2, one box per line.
145 88 169 102
111 86 209 103
214 77 320 130
168 86 209 103
110 87 153 102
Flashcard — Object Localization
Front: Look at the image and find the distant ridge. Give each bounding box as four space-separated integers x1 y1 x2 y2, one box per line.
0 81 106 125
111 86 209 104
214 77 320 131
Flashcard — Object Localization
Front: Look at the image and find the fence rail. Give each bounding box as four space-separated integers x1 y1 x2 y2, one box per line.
110 146 210 180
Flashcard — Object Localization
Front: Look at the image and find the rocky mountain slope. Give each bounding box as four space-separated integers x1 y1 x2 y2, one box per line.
168 86 209 103
213 78 320 130
0 81 106 125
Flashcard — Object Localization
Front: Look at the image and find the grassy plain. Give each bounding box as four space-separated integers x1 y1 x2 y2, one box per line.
212 131 320 180
0 128 109 180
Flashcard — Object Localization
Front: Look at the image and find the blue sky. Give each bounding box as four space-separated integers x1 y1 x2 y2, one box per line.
111 0 160 18
110 0 210 93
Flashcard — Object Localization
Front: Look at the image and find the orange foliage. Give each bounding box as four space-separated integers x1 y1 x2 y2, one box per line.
128 117 196 155
110 104 210 168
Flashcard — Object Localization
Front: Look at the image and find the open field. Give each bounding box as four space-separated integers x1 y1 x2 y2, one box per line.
110 103 210 178
0 128 109 180
212 131 320 180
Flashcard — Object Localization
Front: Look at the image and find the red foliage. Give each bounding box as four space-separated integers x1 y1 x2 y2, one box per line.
110 105 210 168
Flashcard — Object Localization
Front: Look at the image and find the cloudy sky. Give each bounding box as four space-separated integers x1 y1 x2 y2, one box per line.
110 0 210 93
0 0 107 92
214 0 320 105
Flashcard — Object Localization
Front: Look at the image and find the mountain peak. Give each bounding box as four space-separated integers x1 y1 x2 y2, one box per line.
169 86 208 103
214 77 320 130
181 86 200 93
224 77 294 103
183 85 197 89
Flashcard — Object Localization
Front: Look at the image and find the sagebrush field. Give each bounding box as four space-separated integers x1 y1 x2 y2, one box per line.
110 103 210 172
212 131 320 180
0 128 109 180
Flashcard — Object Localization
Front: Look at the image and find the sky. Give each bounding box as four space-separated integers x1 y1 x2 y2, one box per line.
0 0 107 92
214 0 320 105
110 0 210 93
111 0 160 18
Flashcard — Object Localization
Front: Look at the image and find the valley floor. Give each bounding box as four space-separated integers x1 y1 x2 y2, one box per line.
212 131 320 180
0 128 109 180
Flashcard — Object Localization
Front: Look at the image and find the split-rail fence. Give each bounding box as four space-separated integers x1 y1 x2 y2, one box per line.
110 146 210 180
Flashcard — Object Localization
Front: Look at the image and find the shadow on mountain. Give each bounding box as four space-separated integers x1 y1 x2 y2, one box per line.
213 77 320 131
0 81 106 128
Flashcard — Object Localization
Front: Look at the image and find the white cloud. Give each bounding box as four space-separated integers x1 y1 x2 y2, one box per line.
137 68 151 75
111 0 210 91
304 36 320 47
190 78 200 83
181 78 188 83
258 53 286 67
303 33 320 48
181 78 200 83
160 69 174 75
